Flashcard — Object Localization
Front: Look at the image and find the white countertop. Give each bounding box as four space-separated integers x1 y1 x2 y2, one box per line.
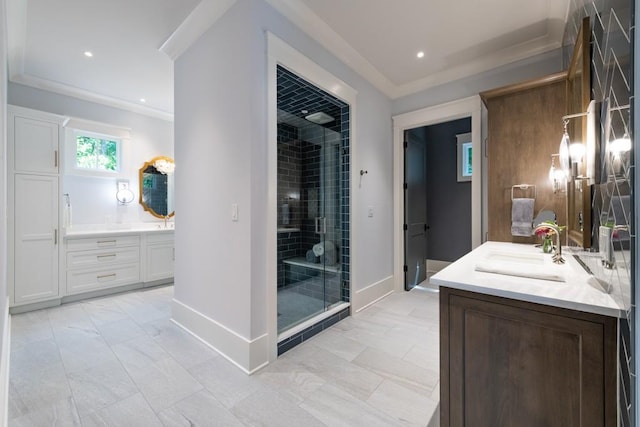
64 223 174 238
431 241 626 318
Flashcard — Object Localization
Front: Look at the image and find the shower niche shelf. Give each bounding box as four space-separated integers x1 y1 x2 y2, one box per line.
282 257 340 273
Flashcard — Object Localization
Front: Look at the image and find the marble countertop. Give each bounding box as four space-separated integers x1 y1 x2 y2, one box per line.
430 241 626 318
64 223 175 238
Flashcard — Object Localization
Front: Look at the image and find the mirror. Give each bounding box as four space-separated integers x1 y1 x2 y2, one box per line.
566 16 592 247
139 156 175 218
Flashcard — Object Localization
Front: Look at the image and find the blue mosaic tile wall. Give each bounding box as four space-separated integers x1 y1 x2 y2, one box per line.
564 1 634 425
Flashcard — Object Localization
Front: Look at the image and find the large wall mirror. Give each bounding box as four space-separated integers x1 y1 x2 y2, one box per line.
139 156 175 218
566 17 592 247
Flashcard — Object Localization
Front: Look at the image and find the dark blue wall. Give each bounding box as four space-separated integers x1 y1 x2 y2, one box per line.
409 117 472 262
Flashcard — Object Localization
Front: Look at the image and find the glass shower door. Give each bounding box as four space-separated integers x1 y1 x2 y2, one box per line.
277 121 341 334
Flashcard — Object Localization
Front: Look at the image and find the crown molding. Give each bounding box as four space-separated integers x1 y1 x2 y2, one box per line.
265 0 568 100
10 74 174 122
393 35 563 99
265 0 397 98
159 0 237 60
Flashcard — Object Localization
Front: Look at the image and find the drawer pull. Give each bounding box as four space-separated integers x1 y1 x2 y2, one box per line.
97 240 117 247
97 273 116 280
97 254 117 260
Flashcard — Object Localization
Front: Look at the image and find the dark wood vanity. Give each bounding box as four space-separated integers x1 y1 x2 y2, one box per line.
439 286 617 427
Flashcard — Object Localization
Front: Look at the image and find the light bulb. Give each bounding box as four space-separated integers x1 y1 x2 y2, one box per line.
608 134 631 153
569 143 585 162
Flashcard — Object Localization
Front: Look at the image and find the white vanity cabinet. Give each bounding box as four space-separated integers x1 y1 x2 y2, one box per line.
144 232 175 282
8 106 65 308
65 235 141 295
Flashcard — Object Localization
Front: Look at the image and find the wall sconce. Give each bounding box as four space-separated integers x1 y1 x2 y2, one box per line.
549 154 566 194
560 100 596 183
116 180 134 204
604 103 631 178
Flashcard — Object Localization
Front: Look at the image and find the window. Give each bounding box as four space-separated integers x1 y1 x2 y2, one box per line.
74 131 120 173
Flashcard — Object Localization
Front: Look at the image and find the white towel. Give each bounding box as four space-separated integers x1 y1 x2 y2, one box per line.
511 198 534 237
312 242 324 257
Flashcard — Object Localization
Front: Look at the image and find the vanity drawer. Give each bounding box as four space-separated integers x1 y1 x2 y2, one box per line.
66 235 140 252
66 247 140 269
66 263 140 295
146 232 174 244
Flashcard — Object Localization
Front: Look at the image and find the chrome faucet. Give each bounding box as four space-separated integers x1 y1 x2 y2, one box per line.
533 223 565 264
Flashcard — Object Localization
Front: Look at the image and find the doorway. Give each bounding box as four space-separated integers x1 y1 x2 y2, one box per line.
393 95 483 292
403 118 472 290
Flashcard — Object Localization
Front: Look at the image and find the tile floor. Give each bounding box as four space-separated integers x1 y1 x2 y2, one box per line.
8 283 440 426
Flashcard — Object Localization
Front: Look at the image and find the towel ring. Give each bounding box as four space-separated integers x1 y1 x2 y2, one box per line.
511 184 536 201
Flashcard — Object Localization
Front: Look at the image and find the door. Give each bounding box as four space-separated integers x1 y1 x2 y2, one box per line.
14 174 59 304
404 129 428 290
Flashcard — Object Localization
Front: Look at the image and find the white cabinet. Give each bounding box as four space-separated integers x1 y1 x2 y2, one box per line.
13 174 59 304
12 114 60 174
144 232 175 282
8 106 65 308
65 235 141 295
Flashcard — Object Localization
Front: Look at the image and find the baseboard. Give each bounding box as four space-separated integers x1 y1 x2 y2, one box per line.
0 301 11 427
352 275 394 313
171 298 269 374
426 259 451 273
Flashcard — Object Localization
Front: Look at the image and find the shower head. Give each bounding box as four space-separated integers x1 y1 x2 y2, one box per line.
305 112 334 125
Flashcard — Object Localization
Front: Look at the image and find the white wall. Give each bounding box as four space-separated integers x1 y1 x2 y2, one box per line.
0 0 9 421
8 83 174 225
174 0 394 371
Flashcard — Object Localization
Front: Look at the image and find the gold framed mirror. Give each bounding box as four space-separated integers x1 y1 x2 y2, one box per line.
566 16 592 247
139 156 175 218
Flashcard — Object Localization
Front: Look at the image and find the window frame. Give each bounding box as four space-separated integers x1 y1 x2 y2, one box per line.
66 129 124 177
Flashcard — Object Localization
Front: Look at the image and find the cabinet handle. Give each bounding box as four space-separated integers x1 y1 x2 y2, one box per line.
97 240 117 246
97 273 116 280
54 150 58 167
54 229 58 245
97 254 116 260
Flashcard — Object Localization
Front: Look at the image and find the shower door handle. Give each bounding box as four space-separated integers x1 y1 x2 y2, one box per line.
315 217 327 234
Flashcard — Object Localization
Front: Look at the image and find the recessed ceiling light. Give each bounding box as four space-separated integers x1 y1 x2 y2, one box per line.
416 51 425 59
140 98 146 103
301 110 308 114
84 51 93 58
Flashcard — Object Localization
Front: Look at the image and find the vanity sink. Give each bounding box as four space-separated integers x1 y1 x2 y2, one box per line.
475 250 566 282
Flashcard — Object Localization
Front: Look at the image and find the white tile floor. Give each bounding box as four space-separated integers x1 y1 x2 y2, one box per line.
8 284 440 426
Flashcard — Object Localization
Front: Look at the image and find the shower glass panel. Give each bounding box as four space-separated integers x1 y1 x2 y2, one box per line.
277 116 343 334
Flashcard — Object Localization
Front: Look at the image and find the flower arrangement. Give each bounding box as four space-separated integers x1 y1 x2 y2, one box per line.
534 220 565 253
153 159 175 175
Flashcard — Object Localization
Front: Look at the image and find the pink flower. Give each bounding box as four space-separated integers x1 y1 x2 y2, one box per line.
535 227 551 238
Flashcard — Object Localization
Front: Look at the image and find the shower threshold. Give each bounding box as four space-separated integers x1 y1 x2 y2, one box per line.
278 301 350 342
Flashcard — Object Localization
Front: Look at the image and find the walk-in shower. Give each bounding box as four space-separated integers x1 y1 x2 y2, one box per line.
276 66 350 353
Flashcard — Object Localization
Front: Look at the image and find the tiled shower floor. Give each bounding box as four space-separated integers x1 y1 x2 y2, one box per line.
277 287 325 332
8 284 440 426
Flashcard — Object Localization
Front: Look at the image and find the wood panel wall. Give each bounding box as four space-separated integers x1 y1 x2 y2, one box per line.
482 73 567 243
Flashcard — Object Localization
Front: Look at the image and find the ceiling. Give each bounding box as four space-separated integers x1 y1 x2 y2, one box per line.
7 0 571 120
